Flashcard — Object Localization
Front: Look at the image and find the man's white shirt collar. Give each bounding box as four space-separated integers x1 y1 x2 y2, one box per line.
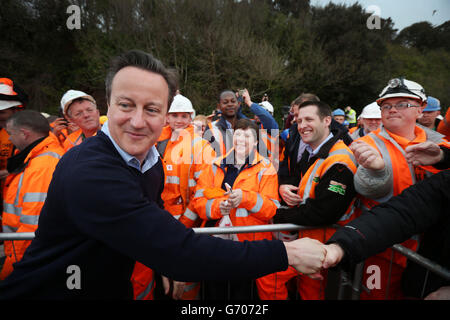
101 121 159 173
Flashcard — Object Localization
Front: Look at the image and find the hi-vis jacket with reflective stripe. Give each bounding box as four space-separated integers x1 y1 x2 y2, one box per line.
293 140 357 242
0 128 14 209
1 135 64 280
62 128 91 152
354 125 450 267
157 125 216 224
188 149 280 242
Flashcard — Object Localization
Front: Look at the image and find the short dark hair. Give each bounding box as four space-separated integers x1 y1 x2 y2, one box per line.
218 90 236 102
7 110 50 136
105 50 178 108
292 93 320 106
233 118 259 142
298 100 332 119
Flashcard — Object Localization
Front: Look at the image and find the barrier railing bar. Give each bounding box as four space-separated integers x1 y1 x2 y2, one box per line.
192 223 323 235
392 244 450 281
2 225 449 282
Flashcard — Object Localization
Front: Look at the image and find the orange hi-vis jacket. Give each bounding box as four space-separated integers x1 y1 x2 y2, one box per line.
0 136 64 280
62 129 97 152
189 149 280 242
437 107 450 140
156 125 216 224
295 140 357 242
0 128 14 205
355 125 450 268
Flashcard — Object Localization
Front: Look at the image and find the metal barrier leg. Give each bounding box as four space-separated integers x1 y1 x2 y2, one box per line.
351 262 365 300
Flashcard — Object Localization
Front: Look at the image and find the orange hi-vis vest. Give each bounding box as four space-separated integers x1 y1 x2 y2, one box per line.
278 140 357 243
62 129 84 152
156 125 216 224
0 128 14 204
0 136 64 280
437 107 450 140
188 149 280 242
355 125 450 267
62 129 98 152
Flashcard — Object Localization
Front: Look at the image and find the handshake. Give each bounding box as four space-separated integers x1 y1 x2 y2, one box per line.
283 238 345 278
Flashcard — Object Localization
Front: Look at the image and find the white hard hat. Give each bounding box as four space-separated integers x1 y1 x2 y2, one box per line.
259 101 274 114
0 81 23 110
60 90 96 116
360 102 381 119
168 94 195 116
377 78 427 105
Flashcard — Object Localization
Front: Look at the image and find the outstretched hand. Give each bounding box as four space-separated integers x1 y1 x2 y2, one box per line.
405 141 444 166
284 238 327 278
350 140 385 170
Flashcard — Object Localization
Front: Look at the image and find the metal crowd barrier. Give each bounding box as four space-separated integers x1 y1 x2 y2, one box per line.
1 223 450 300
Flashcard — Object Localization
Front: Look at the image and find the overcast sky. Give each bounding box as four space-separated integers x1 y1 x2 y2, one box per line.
310 0 450 32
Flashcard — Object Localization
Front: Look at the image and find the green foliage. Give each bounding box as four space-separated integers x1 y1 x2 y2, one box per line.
1 0 449 124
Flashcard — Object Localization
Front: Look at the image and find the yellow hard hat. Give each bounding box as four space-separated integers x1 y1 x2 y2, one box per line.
99 115 108 125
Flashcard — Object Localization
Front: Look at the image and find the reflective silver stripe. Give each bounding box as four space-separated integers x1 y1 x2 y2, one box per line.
14 173 25 206
173 214 181 220
3 203 21 216
68 134 83 147
328 148 357 166
257 168 267 183
376 128 416 185
2 225 18 233
205 199 214 220
22 192 47 203
194 189 204 198
271 199 281 208
301 159 324 204
35 151 62 160
368 132 395 202
235 208 249 217
339 205 355 221
211 164 218 176
249 194 264 213
136 278 155 300
166 176 180 184
183 208 198 221
194 171 202 179
188 179 196 188
20 214 39 226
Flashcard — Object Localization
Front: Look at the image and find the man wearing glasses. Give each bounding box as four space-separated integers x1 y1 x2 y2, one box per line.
60 90 101 152
349 78 450 300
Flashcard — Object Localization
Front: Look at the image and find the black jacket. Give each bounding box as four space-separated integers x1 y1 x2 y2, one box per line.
278 119 352 188
0 131 288 299
274 128 356 226
328 170 450 298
